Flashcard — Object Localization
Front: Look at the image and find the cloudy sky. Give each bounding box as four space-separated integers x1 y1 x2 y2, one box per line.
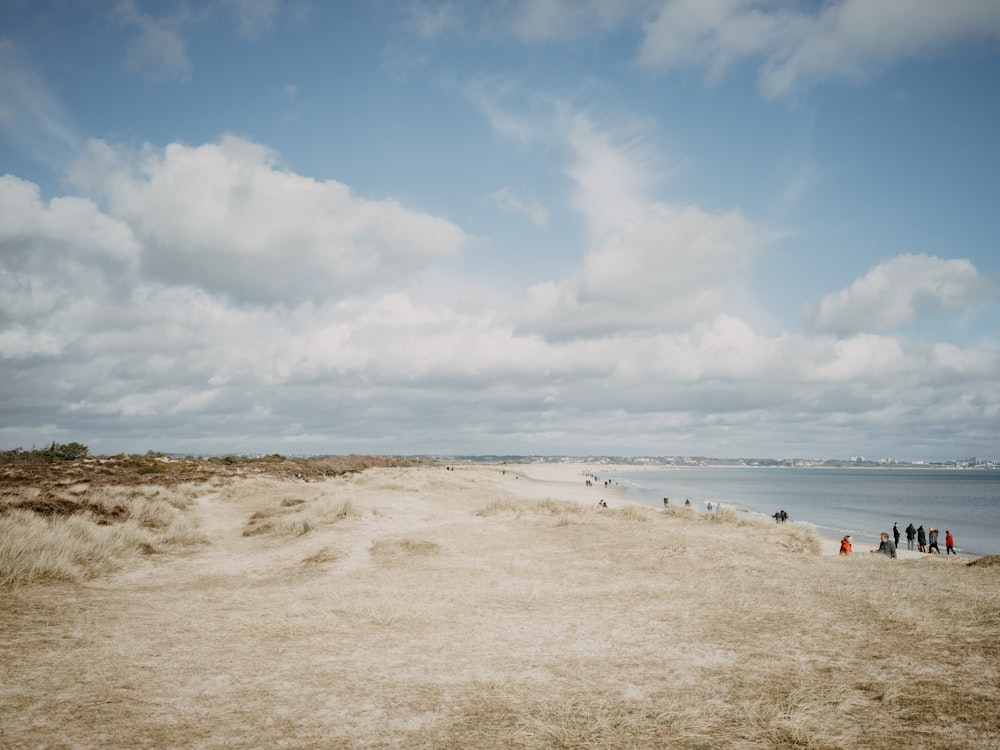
1 1 998 460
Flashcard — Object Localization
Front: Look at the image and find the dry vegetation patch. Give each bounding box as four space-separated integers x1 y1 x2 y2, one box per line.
371 537 443 560
0 454 417 584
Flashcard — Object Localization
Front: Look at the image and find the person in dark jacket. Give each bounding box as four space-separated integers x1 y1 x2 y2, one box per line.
873 532 897 559
928 528 940 554
917 525 926 553
893 522 900 548
905 523 916 551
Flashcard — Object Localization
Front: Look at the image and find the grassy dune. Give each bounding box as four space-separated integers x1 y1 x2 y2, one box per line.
1 460 998 749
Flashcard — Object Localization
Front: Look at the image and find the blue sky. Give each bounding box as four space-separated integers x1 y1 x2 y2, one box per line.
1 0 999 460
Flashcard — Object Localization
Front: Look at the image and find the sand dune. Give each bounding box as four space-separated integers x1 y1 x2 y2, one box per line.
2 460 997 748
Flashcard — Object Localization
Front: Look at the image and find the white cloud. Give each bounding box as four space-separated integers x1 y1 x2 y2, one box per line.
491 187 549 226
476 104 765 340
463 77 547 145
638 0 1000 97
115 0 298 83
0 174 139 333
802 254 986 336
116 0 193 83
407 1 464 39
65 136 469 305
0 40 80 166
519 203 764 339
221 0 285 38
511 0 644 42
562 111 656 244
638 0 805 82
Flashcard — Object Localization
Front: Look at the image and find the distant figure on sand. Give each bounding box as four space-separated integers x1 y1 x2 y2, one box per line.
917 525 926 553
928 528 940 554
839 535 853 555
893 522 900 547
905 523 916 551
598 499 607 509
663 497 669 507
946 530 955 555
684 499 691 507
873 532 897 559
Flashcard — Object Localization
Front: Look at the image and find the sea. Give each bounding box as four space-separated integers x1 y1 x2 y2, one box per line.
602 466 1000 557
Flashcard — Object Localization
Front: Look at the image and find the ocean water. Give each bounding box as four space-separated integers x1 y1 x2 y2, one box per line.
604 466 1000 557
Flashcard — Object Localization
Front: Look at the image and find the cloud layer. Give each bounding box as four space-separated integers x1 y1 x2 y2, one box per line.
802 254 987 336
65 136 468 305
639 0 1000 97
2 131 996 458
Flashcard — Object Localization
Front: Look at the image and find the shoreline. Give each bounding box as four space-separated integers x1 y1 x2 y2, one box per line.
500 460 972 560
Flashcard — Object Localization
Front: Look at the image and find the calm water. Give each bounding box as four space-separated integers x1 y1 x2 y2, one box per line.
604 466 1000 557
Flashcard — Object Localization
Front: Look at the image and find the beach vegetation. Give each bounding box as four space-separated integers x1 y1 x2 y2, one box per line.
371 536 441 560
0 482 203 585
2 441 91 463
241 488 360 537
610 504 652 522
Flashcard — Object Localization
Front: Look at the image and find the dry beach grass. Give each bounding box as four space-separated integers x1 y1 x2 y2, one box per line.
1 458 998 749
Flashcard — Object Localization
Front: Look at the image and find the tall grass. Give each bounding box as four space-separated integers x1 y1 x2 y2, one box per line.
242 494 359 537
0 509 156 585
475 496 585 517
0 481 207 586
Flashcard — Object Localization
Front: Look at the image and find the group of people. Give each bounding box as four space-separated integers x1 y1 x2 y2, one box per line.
839 531 902 558
583 472 619 489
839 522 957 558
661 497 693 507
900 521 956 554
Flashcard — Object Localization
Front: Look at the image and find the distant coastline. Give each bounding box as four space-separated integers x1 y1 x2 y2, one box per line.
448 454 999 470
122 451 999 471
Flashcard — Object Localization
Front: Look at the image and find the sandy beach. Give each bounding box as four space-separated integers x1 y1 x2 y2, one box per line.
2 457 997 748
501 461 933 559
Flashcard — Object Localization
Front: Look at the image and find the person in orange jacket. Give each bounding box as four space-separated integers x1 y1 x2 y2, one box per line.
839 535 853 555
945 530 956 555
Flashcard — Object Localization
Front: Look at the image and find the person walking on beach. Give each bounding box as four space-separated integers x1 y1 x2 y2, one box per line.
873 532 897 559
917 525 926 553
945 530 956 555
905 523 916 551
928 528 940 554
893 522 900 548
839 535 853 555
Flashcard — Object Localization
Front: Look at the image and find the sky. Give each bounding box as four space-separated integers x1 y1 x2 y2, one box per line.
1 0 999 461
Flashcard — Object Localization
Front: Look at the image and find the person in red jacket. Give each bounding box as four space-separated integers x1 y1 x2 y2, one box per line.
945 530 956 555
839 535 853 555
